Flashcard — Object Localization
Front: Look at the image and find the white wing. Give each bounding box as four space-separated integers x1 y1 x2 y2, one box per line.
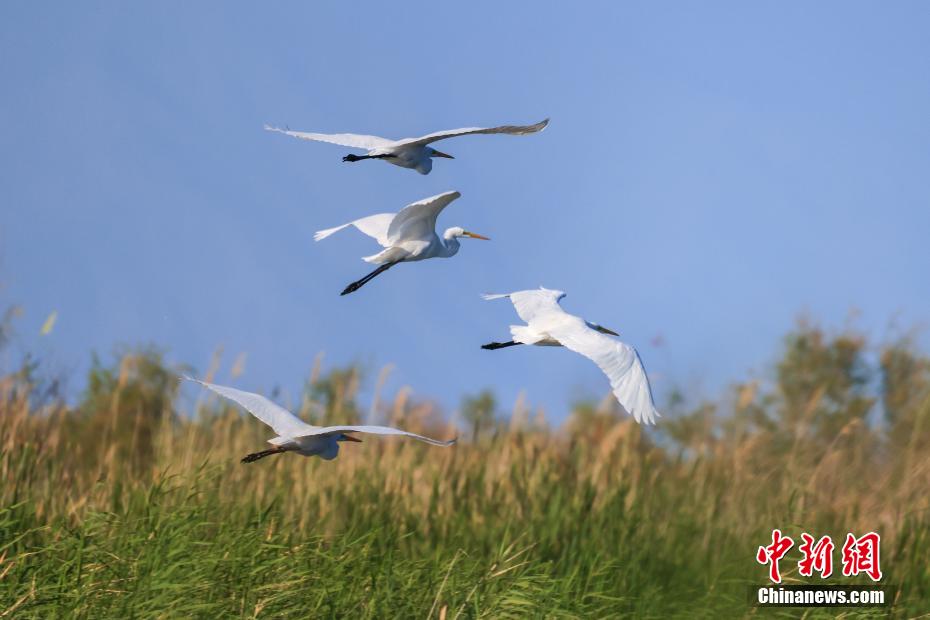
292 424 456 447
482 287 567 324
264 125 394 150
314 213 395 247
545 325 659 425
184 377 314 437
386 191 461 243
396 119 549 147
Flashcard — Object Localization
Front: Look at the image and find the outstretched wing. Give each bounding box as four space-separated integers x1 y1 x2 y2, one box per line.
292 424 456 447
264 125 394 150
396 119 549 147
482 287 567 324
545 325 659 425
184 377 315 437
314 213 396 247
386 191 461 243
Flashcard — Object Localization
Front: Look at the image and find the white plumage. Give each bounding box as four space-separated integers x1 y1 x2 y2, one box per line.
482 288 660 425
316 191 489 295
185 377 455 462
265 119 549 174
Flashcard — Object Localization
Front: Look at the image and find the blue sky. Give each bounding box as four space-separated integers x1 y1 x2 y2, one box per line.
2 2 928 419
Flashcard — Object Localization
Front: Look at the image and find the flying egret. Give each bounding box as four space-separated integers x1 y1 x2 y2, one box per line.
184 377 456 462
264 118 549 174
480 288 660 425
314 190 489 295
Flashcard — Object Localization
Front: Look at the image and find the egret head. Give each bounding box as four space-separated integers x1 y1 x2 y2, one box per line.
428 147 454 159
444 226 490 241
337 433 362 443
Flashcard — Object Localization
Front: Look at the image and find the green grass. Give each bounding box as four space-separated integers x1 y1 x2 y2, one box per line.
1 325 929 617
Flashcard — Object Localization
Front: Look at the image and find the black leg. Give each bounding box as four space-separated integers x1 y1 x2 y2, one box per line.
241 447 288 463
481 341 523 351
343 153 396 162
341 261 399 296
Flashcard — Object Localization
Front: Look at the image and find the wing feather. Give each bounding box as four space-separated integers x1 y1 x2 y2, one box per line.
483 288 567 324
386 191 461 243
546 326 659 425
314 213 395 247
184 377 315 437
264 125 393 150
292 425 456 447
396 119 549 147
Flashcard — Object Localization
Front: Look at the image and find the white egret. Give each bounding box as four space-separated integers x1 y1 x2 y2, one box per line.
480 288 660 425
314 190 489 295
184 377 456 462
265 118 548 174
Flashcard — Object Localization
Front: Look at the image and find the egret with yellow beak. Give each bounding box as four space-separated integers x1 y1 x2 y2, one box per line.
184 377 456 462
480 288 660 425
265 118 548 174
315 191 489 295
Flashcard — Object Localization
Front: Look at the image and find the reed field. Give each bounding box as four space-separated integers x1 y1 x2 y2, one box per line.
1 319 929 618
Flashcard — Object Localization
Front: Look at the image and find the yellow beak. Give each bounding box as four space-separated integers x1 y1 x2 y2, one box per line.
463 231 490 240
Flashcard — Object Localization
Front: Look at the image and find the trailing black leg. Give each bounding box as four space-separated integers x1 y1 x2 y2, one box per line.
343 153 396 163
341 261 399 296
241 447 288 463
481 341 523 350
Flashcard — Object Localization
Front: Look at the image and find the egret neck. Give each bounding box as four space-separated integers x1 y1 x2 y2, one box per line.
439 228 464 257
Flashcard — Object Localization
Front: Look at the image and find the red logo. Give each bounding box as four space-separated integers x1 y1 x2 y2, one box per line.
756 529 794 584
841 532 883 581
758 530 882 583
798 533 835 578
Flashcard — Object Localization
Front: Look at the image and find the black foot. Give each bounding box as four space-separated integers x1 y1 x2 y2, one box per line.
340 262 396 296
241 448 283 463
343 154 360 162
481 341 521 350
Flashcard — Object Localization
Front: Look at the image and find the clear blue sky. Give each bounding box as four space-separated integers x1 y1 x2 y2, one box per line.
2 2 928 419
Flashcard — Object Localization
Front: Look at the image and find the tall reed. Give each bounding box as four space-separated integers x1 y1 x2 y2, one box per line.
1 324 928 617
